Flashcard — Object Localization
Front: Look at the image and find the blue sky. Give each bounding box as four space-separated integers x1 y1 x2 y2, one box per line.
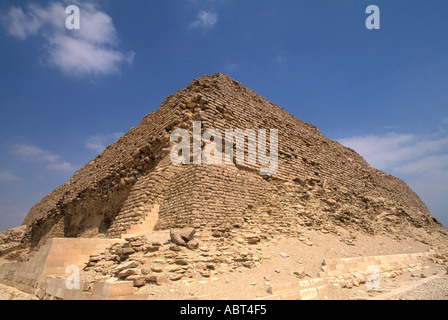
0 0 447 231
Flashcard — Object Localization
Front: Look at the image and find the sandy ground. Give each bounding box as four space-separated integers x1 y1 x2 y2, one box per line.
0 230 447 300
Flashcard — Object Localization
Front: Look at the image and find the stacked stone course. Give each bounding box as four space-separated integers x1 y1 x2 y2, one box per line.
13 73 446 251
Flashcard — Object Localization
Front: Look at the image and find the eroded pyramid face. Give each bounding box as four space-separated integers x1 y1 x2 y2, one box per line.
22 74 442 247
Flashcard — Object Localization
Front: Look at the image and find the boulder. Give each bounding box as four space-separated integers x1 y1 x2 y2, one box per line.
180 227 196 241
113 261 139 274
127 275 146 287
170 229 187 246
118 268 142 279
186 239 200 250
146 274 168 285
170 274 183 281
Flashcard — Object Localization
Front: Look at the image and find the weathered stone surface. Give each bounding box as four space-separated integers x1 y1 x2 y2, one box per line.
170 229 187 247
151 266 163 273
186 239 199 250
170 274 183 281
112 261 139 274
195 262 207 270
0 226 27 259
121 247 136 256
245 234 261 244
126 275 146 287
293 269 306 279
118 268 141 279
155 275 168 285
180 227 196 241
143 245 160 253
174 259 189 266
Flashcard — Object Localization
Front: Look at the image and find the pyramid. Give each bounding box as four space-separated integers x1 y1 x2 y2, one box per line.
21 73 446 249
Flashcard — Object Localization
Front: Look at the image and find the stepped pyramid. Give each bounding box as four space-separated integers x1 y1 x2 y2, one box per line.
21 73 446 249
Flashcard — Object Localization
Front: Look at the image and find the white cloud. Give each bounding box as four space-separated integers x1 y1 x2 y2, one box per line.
339 133 448 170
1 6 42 39
275 54 286 64
1 1 134 76
338 130 448 227
394 154 448 175
0 170 20 181
85 132 123 154
189 10 218 30
10 144 77 172
224 63 238 72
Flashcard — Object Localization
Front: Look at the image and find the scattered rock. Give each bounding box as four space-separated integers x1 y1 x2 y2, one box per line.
174 259 189 266
293 269 306 279
187 239 200 250
118 268 141 279
206 264 215 271
170 229 187 246
151 266 163 273
212 231 222 238
144 245 160 253
121 247 136 256
127 275 146 287
196 262 207 270
245 234 261 244
304 241 314 247
170 274 183 281
200 270 211 278
180 227 196 241
170 245 182 252
113 261 139 274
147 275 168 285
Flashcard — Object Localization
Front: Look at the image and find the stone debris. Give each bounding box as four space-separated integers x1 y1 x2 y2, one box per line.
80 228 269 289
180 228 196 242
293 269 307 279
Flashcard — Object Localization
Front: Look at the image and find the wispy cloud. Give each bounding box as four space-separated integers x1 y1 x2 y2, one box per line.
224 62 238 72
338 125 448 226
394 154 448 176
0 170 20 181
85 132 123 154
1 1 134 76
189 10 218 30
339 133 448 171
275 54 286 64
10 143 77 172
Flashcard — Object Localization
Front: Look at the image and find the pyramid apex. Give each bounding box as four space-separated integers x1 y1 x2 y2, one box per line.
187 73 242 90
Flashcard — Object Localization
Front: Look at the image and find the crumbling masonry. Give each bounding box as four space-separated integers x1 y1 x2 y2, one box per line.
20 73 445 250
